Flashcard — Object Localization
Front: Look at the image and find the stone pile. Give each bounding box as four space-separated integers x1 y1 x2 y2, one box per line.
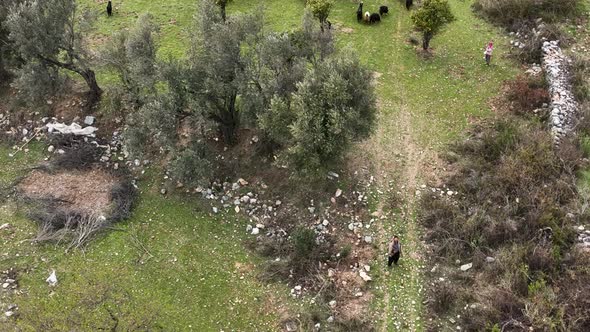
542 40 578 143
575 225 590 252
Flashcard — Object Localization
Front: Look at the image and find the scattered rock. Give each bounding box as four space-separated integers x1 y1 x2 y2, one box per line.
335 189 342 197
160 188 167 195
84 116 95 126
485 256 496 263
47 145 55 153
460 263 473 271
359 270 372 282
364 236 373 244
251 227 260 235
329 300 337 308
46 269 57 286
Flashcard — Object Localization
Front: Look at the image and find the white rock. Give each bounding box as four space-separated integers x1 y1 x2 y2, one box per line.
335 189 342 197
364 265 370 272
0 223 10 230
294 285 302 291
329 300 337 307
84 116 95 126
322 220 329 226
460 263 473 271
246 224 253 232
364 236 373 244
251 227 260 235
47 145 55 153
212 207 218 214
2 283 8 289
359 270 372 282
256 223 265 229
46 269 57 286
485 256 496 263
327 316 334 323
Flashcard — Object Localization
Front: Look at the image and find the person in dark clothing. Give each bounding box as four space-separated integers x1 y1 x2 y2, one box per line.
387 236 402 267
107 1 112 17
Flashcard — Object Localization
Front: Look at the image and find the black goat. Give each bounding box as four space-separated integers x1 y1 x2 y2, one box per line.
406 0 413 10
369 13 381 24
379 6 388 16
356 2 364 22
107 1 112 16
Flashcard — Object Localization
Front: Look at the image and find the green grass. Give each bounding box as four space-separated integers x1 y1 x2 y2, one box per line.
3 0 521 330
0 143 286 330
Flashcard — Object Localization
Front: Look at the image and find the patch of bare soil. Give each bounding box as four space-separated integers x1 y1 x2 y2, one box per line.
18 168 118 216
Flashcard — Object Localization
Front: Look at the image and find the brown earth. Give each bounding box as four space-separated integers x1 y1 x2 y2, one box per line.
18 168 118 216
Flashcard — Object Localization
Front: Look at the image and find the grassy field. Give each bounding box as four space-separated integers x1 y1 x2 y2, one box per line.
2 0 521 330
1 142 291 330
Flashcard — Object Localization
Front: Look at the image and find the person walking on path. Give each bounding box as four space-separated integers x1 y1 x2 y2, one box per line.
388 236 402 267
484 40 494 66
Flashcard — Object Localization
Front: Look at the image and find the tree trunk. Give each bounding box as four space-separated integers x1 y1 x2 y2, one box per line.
79 68 102 106
219 94 238 145
422 31 433 51
220 2 227 22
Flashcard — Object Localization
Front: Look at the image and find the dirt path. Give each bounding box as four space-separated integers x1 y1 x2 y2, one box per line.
368 12 429 332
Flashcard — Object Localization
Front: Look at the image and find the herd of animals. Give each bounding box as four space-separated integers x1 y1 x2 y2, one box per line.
356 1 413 24
104 1 414 26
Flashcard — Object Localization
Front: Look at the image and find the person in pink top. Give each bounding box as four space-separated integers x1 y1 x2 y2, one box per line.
484 41 494 66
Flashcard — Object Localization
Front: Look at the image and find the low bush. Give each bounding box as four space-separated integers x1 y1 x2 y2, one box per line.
472 0 581 29
506 75 550 113
420 113 585 329
571 56 590 103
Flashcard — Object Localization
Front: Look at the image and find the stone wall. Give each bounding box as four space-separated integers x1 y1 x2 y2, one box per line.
542 41 578 143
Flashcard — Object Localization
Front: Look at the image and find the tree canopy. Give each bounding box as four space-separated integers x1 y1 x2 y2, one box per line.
7 0 101 103
411 0 455 50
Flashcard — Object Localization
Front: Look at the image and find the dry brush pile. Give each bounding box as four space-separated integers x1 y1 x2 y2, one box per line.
12 137 136 250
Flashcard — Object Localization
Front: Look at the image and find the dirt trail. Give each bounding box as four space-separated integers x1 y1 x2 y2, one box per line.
368 12 430 332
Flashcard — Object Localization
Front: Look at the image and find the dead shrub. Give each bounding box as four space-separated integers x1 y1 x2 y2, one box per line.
420 114 585 329
431 283 457 314
506 75 550 114
472 0 581 29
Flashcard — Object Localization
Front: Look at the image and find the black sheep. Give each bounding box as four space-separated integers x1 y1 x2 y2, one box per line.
405 0 413 10
356 2 363 22
107 1 112 17
369 13 381 24
379 6 388 16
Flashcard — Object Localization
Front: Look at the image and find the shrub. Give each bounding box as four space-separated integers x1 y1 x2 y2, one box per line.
169 140 215 187
571 56 590 102
420 114 584 329
473 0 581 29
510 23 571 64
292 227 317 260
506 75 550 113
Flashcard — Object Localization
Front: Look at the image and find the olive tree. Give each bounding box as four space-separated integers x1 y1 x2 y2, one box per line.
307 0 334 31
411 0 455 50
7 0 101 103
0 0 22 82
286 50 376 174
101 14 159 108
187 0 263 144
